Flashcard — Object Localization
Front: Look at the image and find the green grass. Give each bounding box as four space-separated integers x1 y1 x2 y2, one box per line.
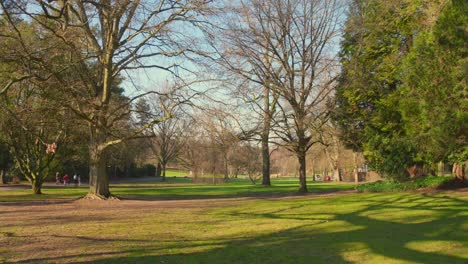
165 168 189 177
1 189 466 263
0 186 88 202
0 178 353 202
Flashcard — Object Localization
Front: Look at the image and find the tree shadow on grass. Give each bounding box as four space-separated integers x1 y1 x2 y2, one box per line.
113 186 355 202
17 193 467 264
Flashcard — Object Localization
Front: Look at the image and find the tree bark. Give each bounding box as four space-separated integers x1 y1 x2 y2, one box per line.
32 179 42 195
261 86 271 186
0 170 5 184
88 146 110 198
297 149 308 193
162 163 166 181
437 161 444 176
223 153 229 180
156 162 162 178
353 152 359 184
333 168 340 182
453 163 465 182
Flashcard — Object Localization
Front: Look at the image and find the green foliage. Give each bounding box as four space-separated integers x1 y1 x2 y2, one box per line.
400 0 467 165
335 0 467 179
0 142 11 170
126 164 157 178
356 176 453 192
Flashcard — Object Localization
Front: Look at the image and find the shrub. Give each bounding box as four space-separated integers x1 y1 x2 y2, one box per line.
356 176 453 192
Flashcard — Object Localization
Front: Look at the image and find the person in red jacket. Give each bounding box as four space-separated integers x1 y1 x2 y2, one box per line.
63 174 69 186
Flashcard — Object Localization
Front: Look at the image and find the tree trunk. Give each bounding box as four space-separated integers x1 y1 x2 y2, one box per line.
297 150 308 193
464 161 468 183
333 167 340 182
32 179 42 195
453 163 465 182
162 163 166 181
0 170 5 184
156 162 162 178
261 134 271 186
223 154 229 180
353 152 359 184
437 161 444 176
261 86 271 186
88 146 110 198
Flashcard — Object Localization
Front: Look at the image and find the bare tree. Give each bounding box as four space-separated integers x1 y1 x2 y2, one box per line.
209 2 282 186
151 115 190 180
178 125 206 179
200 109 239 180
321 122 342 181
217 0 343 192
0 1 213 198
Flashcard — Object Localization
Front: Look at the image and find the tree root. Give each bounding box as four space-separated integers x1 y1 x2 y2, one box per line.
82 193 120 201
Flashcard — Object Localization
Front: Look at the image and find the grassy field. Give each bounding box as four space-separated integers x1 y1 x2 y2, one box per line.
0 179 467 263
0 177 353 202
165 169 190 177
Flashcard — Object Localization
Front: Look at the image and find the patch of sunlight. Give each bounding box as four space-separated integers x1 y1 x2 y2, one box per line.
157 243 226 256
194 219 304 241
361 209 439 224
311 220 366 234
405 240 468 258
340 242 374 263
340 243 414 264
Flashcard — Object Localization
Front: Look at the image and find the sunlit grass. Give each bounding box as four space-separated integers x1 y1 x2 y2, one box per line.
1 191 466 263
0 177 354 202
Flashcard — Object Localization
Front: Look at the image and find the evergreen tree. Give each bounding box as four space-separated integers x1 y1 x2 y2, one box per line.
400 0 467 177
335 0 423 179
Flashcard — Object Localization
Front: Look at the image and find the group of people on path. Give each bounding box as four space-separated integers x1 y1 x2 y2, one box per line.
55 172 81 186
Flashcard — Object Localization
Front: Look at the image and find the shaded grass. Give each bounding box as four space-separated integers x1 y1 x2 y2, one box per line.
1 191 467 263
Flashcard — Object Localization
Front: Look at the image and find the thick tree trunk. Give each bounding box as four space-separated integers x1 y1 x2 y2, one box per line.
453 162 466 182
32 179 42 194
162 163 166 181
297 150 308 193
333 167 340 182
156 162 162 178
88 147 110 198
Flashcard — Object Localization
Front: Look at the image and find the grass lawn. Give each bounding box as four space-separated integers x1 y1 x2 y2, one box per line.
0 177 353 202
0 179 467 263
165 168 190 177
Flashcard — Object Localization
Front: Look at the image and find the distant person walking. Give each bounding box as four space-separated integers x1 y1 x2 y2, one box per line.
63 174 69 186
77 174 81 186
55 172 60 185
